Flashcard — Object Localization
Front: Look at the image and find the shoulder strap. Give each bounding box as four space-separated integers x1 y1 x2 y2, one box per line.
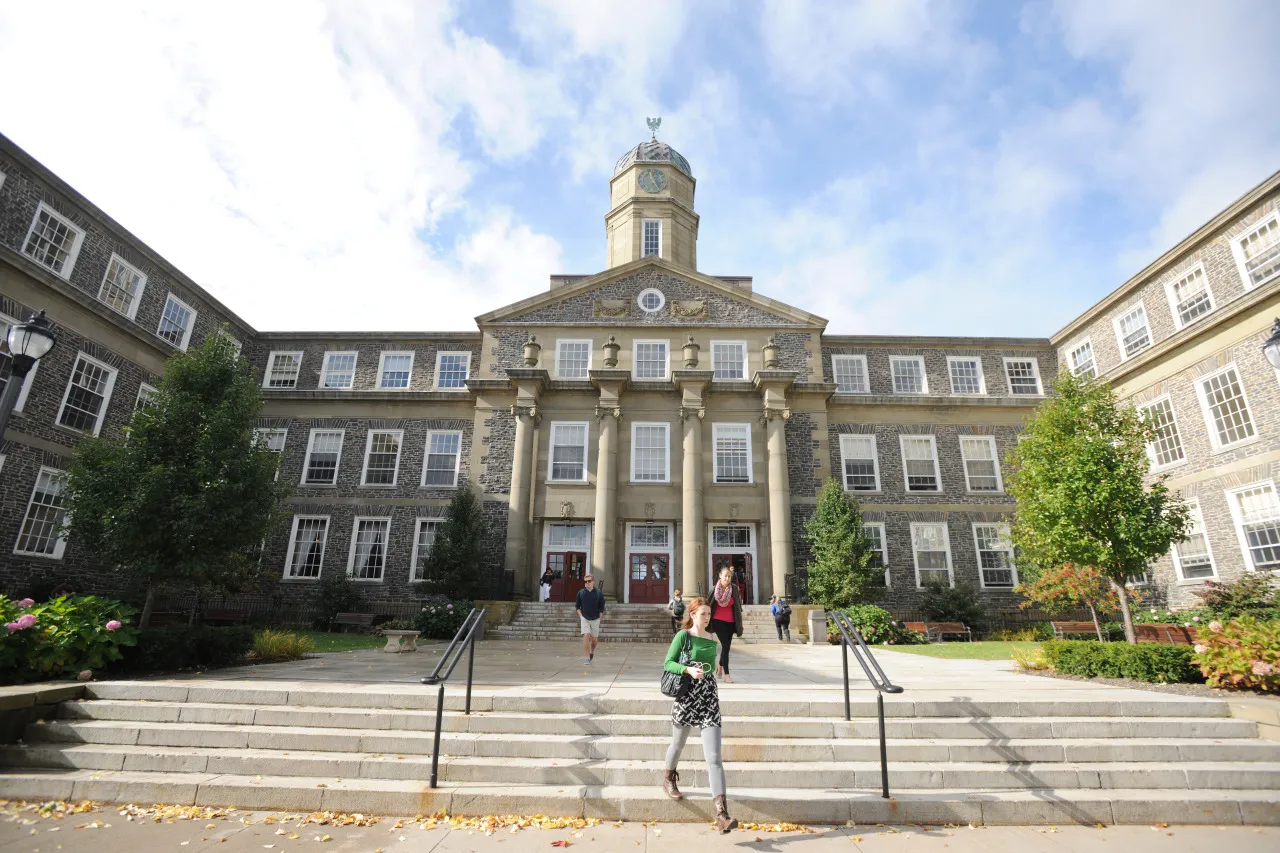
682 630 693 652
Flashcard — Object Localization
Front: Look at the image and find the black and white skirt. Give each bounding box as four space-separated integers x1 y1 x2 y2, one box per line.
671 672 721 728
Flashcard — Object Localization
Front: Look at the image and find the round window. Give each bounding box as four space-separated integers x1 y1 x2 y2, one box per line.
637 288 665 313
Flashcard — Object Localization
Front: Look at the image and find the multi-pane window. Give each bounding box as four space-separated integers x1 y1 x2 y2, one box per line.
348 517 390 581
1234 214 1280 289
361 429 403 486
948 357 984 395
22 204 83 277
435 352 471 389
911 522 952 587
631 524 670 548
135 383 158 412
638 289 665 312
642 219 661 257
1173 500 1215 581
423 431 462 487
839 434 880 491
549 422 588 482
157 294 196 349
264 351 303 389
378 352 414 389
320 352 357 389
254 428 287 480
900 435 941 492
283 516 329 579
556 340 591 379
711 341 747 380
1115 304 1151 359
1142 396 1185 468
411 518 441 582
633 340 669 380
959 436 1001 492
831 355 869 393
57 353 117 435
890 356 927 394
631 422 670 482
1069 341 1096 379
1198 366 1255 449
862 522 888 586
1167 266 1214 327
713 423 752 483
1003 358 1042 395
974 524 1016 588
98 254 146 318
14 467 68 558
302 429 344 486
1229 483 1280 573
712 526 751 548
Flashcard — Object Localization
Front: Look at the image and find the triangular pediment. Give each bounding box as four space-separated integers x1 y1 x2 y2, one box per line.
477 258 826 329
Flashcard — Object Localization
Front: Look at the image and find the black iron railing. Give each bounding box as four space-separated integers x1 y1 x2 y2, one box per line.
829 610 904 799
420 606 486 788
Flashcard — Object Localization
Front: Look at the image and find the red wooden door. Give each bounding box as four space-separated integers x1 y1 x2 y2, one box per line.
710 553 753 604
549 551 588 602
629 554 669 603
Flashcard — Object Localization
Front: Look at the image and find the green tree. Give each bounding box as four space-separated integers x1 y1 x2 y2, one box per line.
1006 371 1190 644
422 483 489 600
804 479 881 610
1017 563 1119 641
64 331 292 627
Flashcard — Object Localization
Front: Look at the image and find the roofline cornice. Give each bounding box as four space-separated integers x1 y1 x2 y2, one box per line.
821 334 1052 348
255 330 481 341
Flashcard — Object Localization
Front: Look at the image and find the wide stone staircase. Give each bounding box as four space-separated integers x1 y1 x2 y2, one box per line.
1 679 1278 824
490 602 673 641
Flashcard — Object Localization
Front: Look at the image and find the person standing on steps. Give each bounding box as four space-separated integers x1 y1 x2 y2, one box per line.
770 595 792 642
661 596 738 833
575 574 605 665
667 588 685 634
539 567 555 602
710 567 743 683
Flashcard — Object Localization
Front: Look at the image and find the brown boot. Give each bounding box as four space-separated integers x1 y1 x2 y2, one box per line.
713 795 737 833
663 769 683 800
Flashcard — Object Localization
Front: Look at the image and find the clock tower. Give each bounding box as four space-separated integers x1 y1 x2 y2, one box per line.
605 119 699 271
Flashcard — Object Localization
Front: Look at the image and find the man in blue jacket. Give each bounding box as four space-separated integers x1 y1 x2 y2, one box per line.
575 574 605 664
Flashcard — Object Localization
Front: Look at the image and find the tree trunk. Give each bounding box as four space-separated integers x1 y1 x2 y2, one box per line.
1111 578 1136 644
139 577 157 629
1088 603 1104 642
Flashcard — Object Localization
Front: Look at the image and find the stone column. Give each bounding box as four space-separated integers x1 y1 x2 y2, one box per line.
505 405 538 597
680 406 705 597
764 410 793 600
592 404 620 590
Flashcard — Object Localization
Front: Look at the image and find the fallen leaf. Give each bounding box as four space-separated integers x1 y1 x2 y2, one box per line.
551 840 570 848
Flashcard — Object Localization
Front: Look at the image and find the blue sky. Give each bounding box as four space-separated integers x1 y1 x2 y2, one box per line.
1 1 1277 337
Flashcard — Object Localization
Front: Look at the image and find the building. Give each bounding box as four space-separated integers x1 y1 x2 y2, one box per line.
1 129 1277 614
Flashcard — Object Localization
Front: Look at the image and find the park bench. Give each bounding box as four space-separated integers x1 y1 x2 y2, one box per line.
1135 623 1194 645
330 612 376 633
1052 621 1103 640
904 621 972 642
202 609 249 625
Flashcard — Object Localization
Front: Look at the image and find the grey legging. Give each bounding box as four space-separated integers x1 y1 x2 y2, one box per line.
664 725 725 797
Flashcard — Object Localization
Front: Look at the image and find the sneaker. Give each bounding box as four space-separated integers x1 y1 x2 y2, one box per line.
584 657 592 665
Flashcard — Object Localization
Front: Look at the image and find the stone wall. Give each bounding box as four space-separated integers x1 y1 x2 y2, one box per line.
785 413 820 498
479 408 515 494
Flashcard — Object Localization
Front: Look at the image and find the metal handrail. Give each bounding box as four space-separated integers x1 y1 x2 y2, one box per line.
829 610 905 799
420 606 486 788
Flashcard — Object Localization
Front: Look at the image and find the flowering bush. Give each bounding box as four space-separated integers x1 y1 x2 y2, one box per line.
414 599 474 639
0 595 138 682
1132 606 1212 626
1192 617 1280 692
827 605 927 645
1191 574 1280 621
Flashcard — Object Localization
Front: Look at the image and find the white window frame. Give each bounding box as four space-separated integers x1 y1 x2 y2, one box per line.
263 351 303 389
710 340 748 381
555 339 592 379
548 421 590 483
831 354 869 394
254 427 288 481
301 428 345 487
422 429 463 488
22 202 85 279
319 351 358 389
630 421 671 483
1112 303 1152 361
973 522 1018 589
1173 499 1218 584
377 351 415 390
282 514 330 580
1002 357 1043 396
1195 363 1257 452
838 433 881 493
434 351 471 390
1 311 39 413
712 422 754 484
346 516 391 582
1140 394 1186 472
1164 263 1216 330
861 521 890 587
910 521 954 588
410 517 443 582
890 355 928 394
135 382 158 412
13 466 69 559
1225 481 1280 575
156 293 197 350
56 351 118 436
959 435 1003 493
899 434 942 493
632 339 670 381
641 219 662 259
1231 211 1280 291
1068 339 1096 379
361 428 404 487
97 253 147 319
946 356 986 395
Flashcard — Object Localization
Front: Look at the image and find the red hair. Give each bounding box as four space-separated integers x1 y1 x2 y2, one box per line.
681 596 710 630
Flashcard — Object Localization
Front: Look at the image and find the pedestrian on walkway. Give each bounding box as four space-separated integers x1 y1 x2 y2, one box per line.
575 574 605 665
539 568 555 602
661 596 737 833
710 568 743 683
667 589 685 633
770 595 792 642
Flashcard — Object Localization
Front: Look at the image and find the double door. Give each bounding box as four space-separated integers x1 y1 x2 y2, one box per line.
711 553 754 605
545 551 588 602
628 553 670 604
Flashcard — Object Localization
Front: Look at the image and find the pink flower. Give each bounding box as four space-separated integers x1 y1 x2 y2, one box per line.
15 614 37 629
1183 622 1191 628
1170 607 1179 613
4 623 18 633
1194 644 1208 655
446 604 453 609
76 670 93 682
890 621 897 626
17 598 34 608
105 620 122 631
1209 621 1223 632
1192 616 1200 622
1251 661 1277 677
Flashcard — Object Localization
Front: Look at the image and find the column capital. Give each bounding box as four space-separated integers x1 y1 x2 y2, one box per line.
510 404 541 425
678 405 706 423
594 404 622 421
759 405 792 427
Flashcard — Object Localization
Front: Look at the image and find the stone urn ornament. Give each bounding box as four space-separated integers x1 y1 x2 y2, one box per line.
522 334 541 367
762 336 779 370
381 620 421 653
603 335 621 368
682 336 700 369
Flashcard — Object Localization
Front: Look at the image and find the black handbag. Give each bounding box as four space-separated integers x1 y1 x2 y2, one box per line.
660 631 694 698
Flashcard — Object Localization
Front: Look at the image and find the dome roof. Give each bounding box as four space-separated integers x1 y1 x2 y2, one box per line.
612 139 693 178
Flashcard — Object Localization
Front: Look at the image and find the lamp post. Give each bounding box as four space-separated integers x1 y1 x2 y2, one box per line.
0 311 57 439
1263 318 1280 370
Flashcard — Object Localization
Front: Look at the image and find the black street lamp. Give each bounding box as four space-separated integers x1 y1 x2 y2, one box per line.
1263 318 1280 371
0 310 57 439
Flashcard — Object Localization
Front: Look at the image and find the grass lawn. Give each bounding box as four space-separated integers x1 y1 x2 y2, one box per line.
876 641 1040 660
296 631 385 653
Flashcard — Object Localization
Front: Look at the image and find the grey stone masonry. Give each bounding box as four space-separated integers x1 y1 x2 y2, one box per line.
821 344 1057 398
250 339 481 391
479 408 515 495
785 412 820 498
488 329 530 376
774 331 815 380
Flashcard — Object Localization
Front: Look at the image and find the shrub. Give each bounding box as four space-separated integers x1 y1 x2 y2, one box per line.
828 605 926 645
0 595 138 682
1192 617 1280 692
1042 639 1201 683
251 629 315 663
115 624 253 672
1133 606 1212 626
1012 646 1050 671
414 599 475 639
311 573 365 629
987 625 1053 642
1192 575 1280 621
920 583 987 634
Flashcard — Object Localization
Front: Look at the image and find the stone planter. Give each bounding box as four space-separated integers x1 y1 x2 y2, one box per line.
381 629 421 653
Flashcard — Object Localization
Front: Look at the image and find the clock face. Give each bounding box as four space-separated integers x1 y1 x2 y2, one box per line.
638 168 668 193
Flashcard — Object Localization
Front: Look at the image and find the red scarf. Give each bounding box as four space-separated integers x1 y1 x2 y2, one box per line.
713 582 734 607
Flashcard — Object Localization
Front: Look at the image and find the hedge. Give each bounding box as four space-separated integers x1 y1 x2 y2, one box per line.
1042 639 1202 684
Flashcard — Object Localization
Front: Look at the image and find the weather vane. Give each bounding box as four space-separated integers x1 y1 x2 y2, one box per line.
647 116 661 140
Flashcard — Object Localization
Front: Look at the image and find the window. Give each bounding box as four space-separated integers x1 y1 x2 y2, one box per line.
911 522 952 588
302 429 344 486
57 353 118 435
14 467 68 558
1114 304 1151 359
98 254 146 318
1173 500 1216 581
411 518 441 582
434 352 471 389
711 341 747 380
156 294 197 350
1197 365 1256 450
264 351 303 389
218 332 243 357
862 522 888 587
378 352 414 389
283 515 329 579
631 422 670 482
320 352 357 389
0 314 38 413
1228 483 1280 573
1068 340 1096 379
549 422 589 482
831 355 869 393
1003 358 1042 395
890 356 927 394
631 524 670 548
839 434 880 492
633 340 669 380
637 288 665 312
713 423 752 484
642 220 661 258
959 436 1002 492
1165 265 1215 328
423 430 462 487
1141 396 1185 469
947 357 985 395
22 203 84 278
347 517 390 581
1232 213 1280 289
361 429 403 486
900 435 941 492
974 523 1016 588
135 383 158 412
556 340 591 379
255 428 287 480
712 526 751 548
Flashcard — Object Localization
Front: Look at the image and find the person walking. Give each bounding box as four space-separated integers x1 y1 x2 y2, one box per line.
709 567 743 683
539 568 555 602
667 589 685 633
770 595 792 642
575 574 605 665
661 596 737 833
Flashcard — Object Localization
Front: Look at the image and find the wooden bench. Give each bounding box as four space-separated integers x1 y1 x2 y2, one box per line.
903 622 929 637
903 621 971 642
1052 621 1102 640
1135 623 1194 645
202 609 249 625
330 612 376 633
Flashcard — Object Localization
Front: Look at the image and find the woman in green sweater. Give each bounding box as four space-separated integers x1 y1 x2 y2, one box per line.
662 596 737 833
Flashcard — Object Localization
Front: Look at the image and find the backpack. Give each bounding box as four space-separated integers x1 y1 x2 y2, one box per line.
779 601 791 617
671 598 686 618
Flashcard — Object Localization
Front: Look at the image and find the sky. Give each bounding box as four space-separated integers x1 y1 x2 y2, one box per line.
1 0 1277 338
